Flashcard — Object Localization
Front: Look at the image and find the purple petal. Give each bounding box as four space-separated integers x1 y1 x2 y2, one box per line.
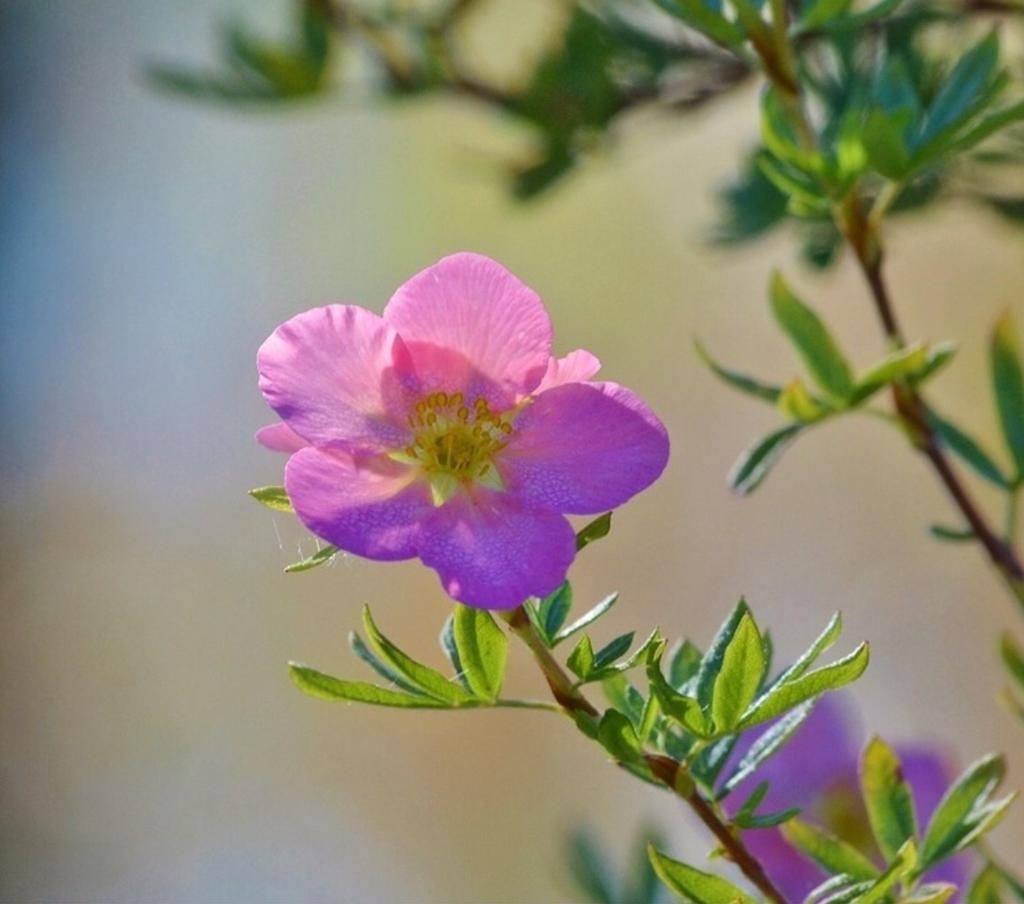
418 491 576 609
258 305 418 453
383 253 553 406
501 382 669 514
255 422 309 453
284 447 432 561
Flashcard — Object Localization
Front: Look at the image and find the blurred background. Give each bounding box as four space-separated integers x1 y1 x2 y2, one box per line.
2 1 1023 901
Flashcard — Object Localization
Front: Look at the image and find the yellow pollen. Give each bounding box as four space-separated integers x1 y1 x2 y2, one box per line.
394 390 516 504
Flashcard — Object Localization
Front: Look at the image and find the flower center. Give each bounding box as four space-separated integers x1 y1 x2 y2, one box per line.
394 391 513 505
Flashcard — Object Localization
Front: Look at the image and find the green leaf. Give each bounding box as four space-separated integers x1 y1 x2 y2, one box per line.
647 845 756 904
950 99 1024 155
717 700 815 797
694 340 782 404
249 485 293 512
576 512 613 551
852 840 916 903
566 830 615 904
863 109 912 179
711 614 765 732
920 753 1008 866
439 614 473 691
968 866 1005 904
991 312 1024 477
1001 632 1024 688
597 709 643 763
652 0 745 48
362 607 473 705
928 524 975 543
915 32 1001 153
452 605 508 703
860 736 918 860
852 342 933 404
350 632 427 696
593 632 636 671
780 818 879 879
770 271 854 401
728 423 805 495
288 664 448 708
567 635 595 680
732 782 800 828
283 543 340 573
536 582 573 644
738 642 870 730
929 412 1012 489
647 655 709 736
778 379 828 422
668 639 703 691
554 593 619 645
904 884 957 904
770 611 843 688
695 598 751 710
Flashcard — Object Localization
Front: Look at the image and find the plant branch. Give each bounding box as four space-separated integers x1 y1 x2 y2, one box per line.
499 606 791 904
751 6 1024 612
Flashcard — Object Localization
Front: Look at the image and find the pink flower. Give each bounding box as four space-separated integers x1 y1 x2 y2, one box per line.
256 253 669 609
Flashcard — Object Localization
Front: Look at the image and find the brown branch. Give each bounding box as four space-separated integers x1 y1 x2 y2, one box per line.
500 606 791 904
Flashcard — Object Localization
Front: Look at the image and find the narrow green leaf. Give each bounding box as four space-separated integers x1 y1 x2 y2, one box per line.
597 709 643 763
1001 632 1024 687
249 485 293 512
576 512 613 551
566 830 616 904
852 839 916 903
695 598 752 710
711 614 765 732
991 312 1024 477
362 606 473 705
929 412 1011 489
439 615 473 691
288 664 447 707
929 524 975 543
593 632 636 671
739 642 870 730
781 818 879 879
694 340 782 403
652 0 745 47
950 99 1024 155
647 845 757 904
852 342 931 404
729 423 805 495
860 736 918 860
554 593 619 644
862 109 912 179
284 543 340 572
537 582 573 642
613 630 664 673
349 632 427 696
916 32 1001 151
903 884 957 904
668 639 703 691
452 605 508 703
778 379 827 422
770 612 842 688
920 753 1006 866
967 866 1005 904
647 655 709 736
717 700 815 797
770 271 854 400
567 635 596 680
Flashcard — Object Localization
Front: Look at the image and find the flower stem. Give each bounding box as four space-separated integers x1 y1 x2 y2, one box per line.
499 606 791 904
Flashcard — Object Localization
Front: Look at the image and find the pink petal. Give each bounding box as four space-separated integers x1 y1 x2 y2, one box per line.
284 447 432 561
534 349 601 393
383 253 552 406
502 381 669 514
255 422 309 453
258 305 418 453
418 491 576 609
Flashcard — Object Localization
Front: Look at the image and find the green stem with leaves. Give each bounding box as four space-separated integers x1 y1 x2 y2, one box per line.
499 606 790 904
751 6 1024 614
